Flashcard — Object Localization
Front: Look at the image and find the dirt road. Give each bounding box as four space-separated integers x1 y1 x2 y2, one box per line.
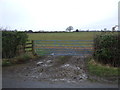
2 56 118 88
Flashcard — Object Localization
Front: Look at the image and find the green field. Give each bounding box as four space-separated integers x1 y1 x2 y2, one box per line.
28 32 101 40
26 32 114 55
27 32 100 54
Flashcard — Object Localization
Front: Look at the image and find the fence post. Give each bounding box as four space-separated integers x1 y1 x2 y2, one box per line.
23 44 26 53
32 40 35 55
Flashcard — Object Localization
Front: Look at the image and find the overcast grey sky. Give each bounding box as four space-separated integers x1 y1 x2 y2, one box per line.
0 0 119 31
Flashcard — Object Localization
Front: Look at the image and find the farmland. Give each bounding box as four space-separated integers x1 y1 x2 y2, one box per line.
26 31 118 56
27 32 101 40
27 32 99 55
3 31 119 87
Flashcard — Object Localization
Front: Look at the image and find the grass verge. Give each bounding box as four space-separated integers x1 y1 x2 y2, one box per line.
87 59 119 77
2 52 38 66
86 57 119 82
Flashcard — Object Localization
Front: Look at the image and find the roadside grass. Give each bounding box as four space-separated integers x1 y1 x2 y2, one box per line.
87 58 119 77
2 52 38 66
2 59 12 66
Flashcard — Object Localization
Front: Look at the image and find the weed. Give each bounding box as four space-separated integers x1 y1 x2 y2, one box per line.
87 59 119 77
2 59 12 66
2 53 37 66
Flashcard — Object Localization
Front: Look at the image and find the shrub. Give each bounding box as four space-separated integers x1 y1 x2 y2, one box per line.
93 32 120 67
2 59 12 66
2 31 28 58
2 53 34 66
14 53 32 64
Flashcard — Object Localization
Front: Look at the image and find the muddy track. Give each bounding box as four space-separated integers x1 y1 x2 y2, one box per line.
2 55 118 88
3 56 88 82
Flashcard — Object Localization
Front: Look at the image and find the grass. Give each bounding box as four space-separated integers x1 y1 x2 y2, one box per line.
27 32 97 55
2 59 12 66
27 32 101 40
87 58 119 77
2 53 38 66
35 49 51 55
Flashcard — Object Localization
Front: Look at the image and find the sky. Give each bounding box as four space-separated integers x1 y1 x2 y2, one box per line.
0 0 119 31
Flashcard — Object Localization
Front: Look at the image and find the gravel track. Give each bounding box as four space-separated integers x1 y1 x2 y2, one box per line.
2 55 118 88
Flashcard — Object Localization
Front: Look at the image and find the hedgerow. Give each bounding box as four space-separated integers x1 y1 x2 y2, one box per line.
2 31 28 58
93 32 120 67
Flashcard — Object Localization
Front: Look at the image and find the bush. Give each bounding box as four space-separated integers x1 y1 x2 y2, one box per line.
2 59 12 66
2 53 35 66
93 32 120 67
14 53 32 64
2 31 28 58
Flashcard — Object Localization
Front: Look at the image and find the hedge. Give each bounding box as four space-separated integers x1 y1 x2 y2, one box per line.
2 31 28 58
93 32 120 67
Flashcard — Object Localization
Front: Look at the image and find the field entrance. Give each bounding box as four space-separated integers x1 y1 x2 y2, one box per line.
34 40 93 56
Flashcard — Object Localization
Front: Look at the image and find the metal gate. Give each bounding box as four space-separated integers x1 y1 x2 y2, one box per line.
34 40 93 56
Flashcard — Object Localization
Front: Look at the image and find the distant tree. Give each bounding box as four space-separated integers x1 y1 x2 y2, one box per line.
28 30 33 33
104 28 107 31
76 29 79 32
66 26 74 32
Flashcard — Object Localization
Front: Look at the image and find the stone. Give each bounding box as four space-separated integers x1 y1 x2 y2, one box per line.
46 60 52 63
73 77 77 79
51 53 55 55
37 62 43 66
79 78 83 80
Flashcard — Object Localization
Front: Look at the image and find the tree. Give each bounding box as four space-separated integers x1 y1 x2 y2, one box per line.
104 28 107 31
76 29 79 32
66 26 74 32
28 30 33 33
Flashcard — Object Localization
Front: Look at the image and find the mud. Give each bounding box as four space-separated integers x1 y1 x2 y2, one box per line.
2 55 118 88
3 56 88 83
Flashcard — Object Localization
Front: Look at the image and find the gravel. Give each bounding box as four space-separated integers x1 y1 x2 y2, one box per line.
2 55 118 88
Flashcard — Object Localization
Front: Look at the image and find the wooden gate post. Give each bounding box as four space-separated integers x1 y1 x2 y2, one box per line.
32 40 35 55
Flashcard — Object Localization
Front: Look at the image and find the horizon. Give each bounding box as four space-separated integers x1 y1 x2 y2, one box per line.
1 29 118 32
